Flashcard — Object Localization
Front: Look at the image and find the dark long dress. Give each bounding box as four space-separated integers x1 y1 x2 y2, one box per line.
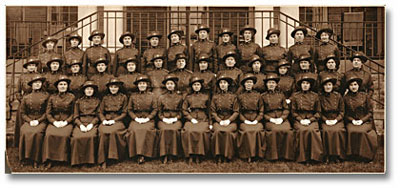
262 90 295 161
147 68 169 100
70 96 100 165
344 91 377 161
42 92 75 163
126 91 158 158
19 90 49 163
210 91 239 160
320 91 346 160
181 91 211 157
237 90 265 159
97 92 128 164
291 90 324 162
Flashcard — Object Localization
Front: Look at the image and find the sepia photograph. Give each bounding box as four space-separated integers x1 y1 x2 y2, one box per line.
4 4 385 174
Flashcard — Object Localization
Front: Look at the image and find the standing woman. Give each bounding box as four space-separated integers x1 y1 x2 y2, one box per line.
343 75 377 162
181 77 212 164
42 75 75 169
38 36 59 73
246 55 266 93
157 74 184 164
237 73 265 162
44 55 64 94
68 59 87 99
82 30 111 78
216 28 237 71
141 31 167 73
146 53 169 100
287 26 314 74
262 28 287 73
98 78 128 169
210 75 239 163
291 73 323 163
238 25 263 73
64 33 84 75
70 81 100 166
117 57 140 95
319 75 346 163
217 51 243 94
293 54 317 92
262 73 295 161
170 53 193 98
167 30 188 71
314 24 340 73
318 54 344 95
344 52 374 97
191 53 216 96
126 75 158 164
18 75 49 168
113 31 140 76
276 59 295 102
89 57 113 98
190 25 217 73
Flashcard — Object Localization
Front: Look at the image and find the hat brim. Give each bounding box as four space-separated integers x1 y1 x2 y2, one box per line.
81 84 98 92
346 78 363 89
23 61 39 69
321 78 337 86
222 54 237 62
68 36 82 45
54 79 71 87
240 77 257 86
263 77 280 83
134 78 151 85
195 28 210 34
168 31 183 40
28 77 46 86
350 55 368 63
119 34 135 44
217 77 233 85
218 31 234 37
46 59 63 68
88 33 105 41
146 35 162 40
266 30 280 40
296 78 315 88
291 28 308 38
316 28 333 39
240 28 257 35
189 79 204 86
162 78 179 85
106 81 124 87
42 38 58 48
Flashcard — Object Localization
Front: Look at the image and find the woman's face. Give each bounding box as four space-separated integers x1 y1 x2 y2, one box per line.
320 32 330 43
192 82 202 92
326 59 337 70
70 64 80 73
32 80 43 90
268 34 279 44
165 80 175 91
149 37 159 47
69 38 80 48
323 81 333 93
109 84 119 94
126 62 136 72
244 79 254 91
57 81 68 93
153 59 163 68
243 30 253 41
266 80 277 91
198 30 208 40
138 81 148 92
123 36 132 46
84 87 94 97
26 64 37 72
352 58 363 69
252 61 261 72
50 61 60 72
96 62 107 73
278 66 288 75
176 58 186 69
46 41 55 50
225 56 236 67
170 34 180 44
219 80 229 91
294 31 304 42
301 80 311 91
299 60 310 70
92 35 102 45
222 34 231 43
199 61 208 71
349 81 359 93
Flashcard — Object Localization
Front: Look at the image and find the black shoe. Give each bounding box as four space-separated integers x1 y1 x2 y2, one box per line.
44 161 52 170
101 162 107 169
138 156 145 164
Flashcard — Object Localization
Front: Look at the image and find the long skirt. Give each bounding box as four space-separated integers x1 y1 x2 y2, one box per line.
70 126 98 165
293 121 323 162
42 124 73 163
14 106 22 147
19 122 47 162
237 123 265 159
127 121 158 158
97 122 127 164
181 121 211 157
158 121 182 157
346 122 378 161
211 122 237 160
265 120 295 161
321 121 347 160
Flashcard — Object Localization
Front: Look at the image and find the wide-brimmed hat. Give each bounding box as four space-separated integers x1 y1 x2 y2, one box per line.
350 51 368 63
316 24 333 40
134 74 151 85
93 57 108 66
195 25 210 34
240 25 257 35
88 30 105 41
266 28 280 40
240 73 257 86
168 30 184 40
175 53 187 62
151 53 164 62
297 54 312 63
27 75 46 86
296 72 317 88
264 73 280 83
162 74 179 85
216 74 233 85
277 59 291 69
197 53 210 63
324 54 340 69
248 55 262 67
54 75 71 87
345 74 363 89
218 28 234 37
23 57 40 69
291 26 308 38
46 55 64 68
189 76 204 87
146 31 162 40
106 77 124 87
119 31 135 44
123 57 138 65
320 74 337 86
68 59 82 67
42 36 58 48
81 80 98 92
67 33 82 45
222 50 237 62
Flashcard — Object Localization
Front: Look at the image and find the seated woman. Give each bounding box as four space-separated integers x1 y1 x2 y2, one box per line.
126 75 158 164
70 81 100 166
262 73 295 161
19 75 49 168
42 75 75 169
98 78 128 169
291 73 323 164
237 73 265 162
181 76 211 164
343 75 377 162
210 74 239 163
319 75 346 163
157 74 184 164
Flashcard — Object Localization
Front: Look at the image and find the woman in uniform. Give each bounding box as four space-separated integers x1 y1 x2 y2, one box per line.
294 54 317 92
89 57 113 98
344 52 374 97
343 75 377 162
38 36 59 73
291 73 323 164
44 55 64 94
237 73 265 162
141 31 167 73
217 51 243 93
318 54 344 95
98 78 128 169
113 31 140 76
157 74 184 164
64 33 84 74
262 28 287 73
191 53 216 96
190 25 217 72
117 57 140 95
18 75 49 168
42 75 75 169
126 75 158 164
246 55 266 93
170 53 193 98
181 76 211 164
314 24 340 73
210 74 239 163
238 25 263 73
68 59 87 98
216 28 237 71
262 73 295 161
167 30 188 71
70 81 100 166
276 59 295 102
319 75 346 163
287 26 314 74
82 30 111 78
147 53 169 100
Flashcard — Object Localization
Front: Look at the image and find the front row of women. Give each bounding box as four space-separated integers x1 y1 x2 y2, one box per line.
18 71 378 169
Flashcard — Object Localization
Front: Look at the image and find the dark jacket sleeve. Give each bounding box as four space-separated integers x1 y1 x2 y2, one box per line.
157 96 165 120
281 94 290 120
113 95 128 121
361 95 373 123
228 96 239 122
310 96 321 122
20 98 32 123
98 98 106 122
182 96 193 121
46 96 56 124
127 94 137 120
255 96 264 122
147 95 158 120
73 99 83 126
64 96 76 124
210 96 222 123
